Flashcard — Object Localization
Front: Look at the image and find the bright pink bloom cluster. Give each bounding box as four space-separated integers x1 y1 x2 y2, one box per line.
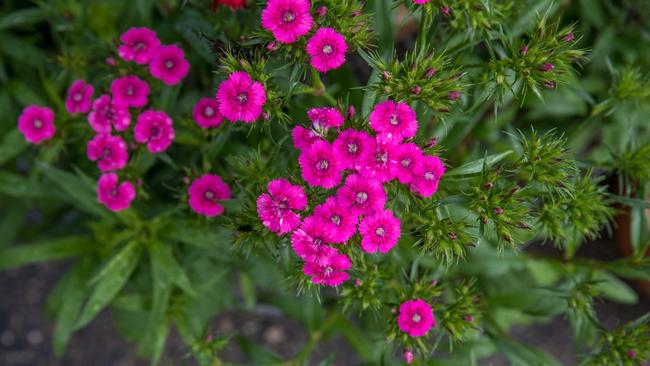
17 105 56 144
118 27 161 65
87 134 129 172
397 299 436 337
257 179 308 234
97 173 137 212
88 95 131 133
216 71 266 123
188 174 232 217
65 80 94 115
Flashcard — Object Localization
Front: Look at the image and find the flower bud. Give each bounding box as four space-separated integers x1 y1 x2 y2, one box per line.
266 42 279 52
484 182 494 190
449 231 458 240
183 176 191 185
448 91 461 100
425 137 438 148
381 70 391 81
539 63 555 72
263 112 270 120
627 350 637 359
411 85 422 95
239 58 251 68
403 350 414 364
440 6 450 15
346 105 356 120
544 80 556 89
563 32 575 42
390 307 397 314
106 57 116 66
425 67 437 78
493 207 504 215
316 6 327 17
465 315 474 322
520 45 529 56
355 278 362 287
351 10 361 17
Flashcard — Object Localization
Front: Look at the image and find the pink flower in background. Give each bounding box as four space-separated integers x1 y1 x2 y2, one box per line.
306 27 348 72
217 71 266 123
97 173 136 212
110 76 150 108
149 45 190 85
65 80 94 114
261 0 313 44
292 125 323 150
88 95 131 133
333 129 373 170
412 0 430 4
188 174 231 217
87 134 129 172
257 178 308 234
291 216 338 264
393 143 423 185
359 136 398 183
369 100 418 141
134 110 175 153
397 299 436 337
308 107 344 131
298 140 343 189
359 210 401 253
118 27 161 64
303 251 351 286
411 155 445 198
336 174 386 216
313 196 358 243
17 105 56 144
192 97 223 128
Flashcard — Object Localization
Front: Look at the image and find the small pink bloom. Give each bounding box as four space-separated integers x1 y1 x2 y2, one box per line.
110 76 150 108
369 100 418 141
403 350 414 364
303 251 351 286
520 45 529 56
359 136 399 183
313 196 358 243
291 216 338 264
413 0 430 4
298 140 343 189
134 110 175 153
563 32 575 42
539 63 555 72
355 278 362 286
544 81 556 89
292 125 323 150
441 5 450 14
307 107 344 131
448 91 461 100
393 142 423 185
359 210 400 253
397 299 436 337
257 178 308 234
117 27 161 64
306 27 348 73
17 105 56 144
106 57 117 66
97 173 136 212
192 97 223 128
336 174 386 216
346 105 356 120
261 0 313 44
87 134 129 172
88 95 131 133
65 80 94 114
217 71 266 123
411 155 445 198
149 45 190 85
188 174 231 217
332 129 373 171
315 6 327 17
266 42 279 52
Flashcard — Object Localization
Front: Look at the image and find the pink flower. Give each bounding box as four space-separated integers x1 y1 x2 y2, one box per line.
65 80 94 114
397 299 436 337
308 107 344 131
257 178 308 234
359 136 398 183
291 216 338 264
110 76 149 108
217 71 266 123
88 95 131 133
539 63 555 72
292 125 323 150
303 251 351 286
413 0 430 4
368 100 418 141
411 155 445 198
298 140 343 189
313 197 357 243
306 27 348 73
336 174 386 216
358 210 401 253
261 0 313 44
149 45 190 85
188 174 231 217
87 134 129 172
117 27 161 64
332 129 374 171
448 91 461 100
17 105 56 144
134 110 175 153
393 143 423 185
97 173 136 212
192 97 223 128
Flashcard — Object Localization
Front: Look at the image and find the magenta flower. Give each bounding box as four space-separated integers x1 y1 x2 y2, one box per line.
261 0 313 44
308 107 344 131
97 173 136 212
333 129 374 171
313 196 358 243
134 110 175 153
359 210 401 253
117 27 161 64
88 95 131 133
397 299 436 337
359 136 399 183
257 178 308 234
188 174 231 217
291 216 338 264
292 125 323 150
369 100 418 141
65 80 94 115
336 174 386 216
539 63 555 72
110 76 149 108
306 27 348 73
298 140 343 189
87 134 129 172
149 45 190 85
393 143 423 185
192 97 223 128
217 71 266 123
303 251 351 287
411 155 445 198
413 0 430 3
17 105 56 144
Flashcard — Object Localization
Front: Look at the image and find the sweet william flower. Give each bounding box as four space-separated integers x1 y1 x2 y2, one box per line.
303 251 351 287
118 27 161 65
308 107 344 131
97 173 136 212
149 45 190 85
88 95 131 133
65 80 94 114
217 71 266 123
359 136 399 183
358 209 401 253
292 125 323 150
213 0 244 11
413 0 430 3
192 97 223 128
87 134 129 172
336 173 386 216
397 299 436 337
298 140 343 189
411 155 445 198
17 105 56 144
306 28 348 73
291 216 338 264
313 196 358 243
393 142 423 185
134 110 175 153
188 174 231 217
369 100 418 141
261 0 313 44
110 76 150 108
257 178 307 235
332 129 374 171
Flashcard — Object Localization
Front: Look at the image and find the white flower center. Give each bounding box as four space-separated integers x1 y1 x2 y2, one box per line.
126 87 135 96
150 126 161 138
283 11 295 23
317 160 329 170
355 191 368 203
322 45 333 55
73 93 83 102
389 114 399 126
376 152 388 164
33 119 43 128
412 314 421 323
203 190 215 201
331 215 341 226
347 143 358 154
425 172 435 181
204 106 215 117
375 227 385 236
401 159 411 168
135 42 145 51
237 93 248 104
324 266 333 276
165 60 175 69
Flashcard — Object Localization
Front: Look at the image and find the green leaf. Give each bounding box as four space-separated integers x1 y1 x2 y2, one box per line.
491 337 562 366
236 336 282 364
239 271 256 310
0 8 47 30
0 236 89 270
0 170 45 198
593 271 638 305
445 151 513 177
52 259 92 356
148 241 196 296
164 220 232 249
0 129 28 166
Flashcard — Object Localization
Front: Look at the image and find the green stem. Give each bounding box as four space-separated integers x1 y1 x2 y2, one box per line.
310 68 337 106
416 8 432 52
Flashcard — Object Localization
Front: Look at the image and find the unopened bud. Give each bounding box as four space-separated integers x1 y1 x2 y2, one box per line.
411 85 422 95
539 63 555 72
563 32 575 42
381 70 391 81
483 182 494 190
351 10 361 17
493 207 504 215
440 6 450 15
346 105 356 120
448 91 461 100
316 6 327 17
465 315 474 322
355 278 362 287
520 45 529 56
403 350 414 364
266 42 279 52
239 58 250 68
627 350 637 359
425 137 438 148
390 307 397 314
106 57 116 66
263 112 270 120
449 231 458 240
544 80 556 89
183 176 191 185
425 67 437 78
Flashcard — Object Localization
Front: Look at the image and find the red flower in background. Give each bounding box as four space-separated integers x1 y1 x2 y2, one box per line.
213 0 244 12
